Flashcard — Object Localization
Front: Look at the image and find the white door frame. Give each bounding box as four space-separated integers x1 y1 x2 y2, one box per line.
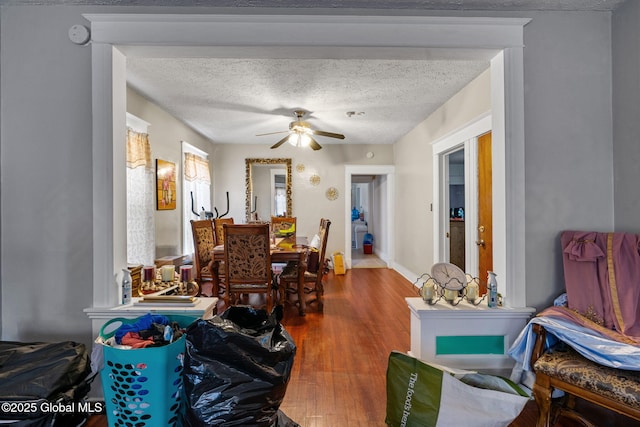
344 165 395 269
432 113 491 279
86 13 528 308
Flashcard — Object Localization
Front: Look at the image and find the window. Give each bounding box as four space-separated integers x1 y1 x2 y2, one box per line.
126 113 155 266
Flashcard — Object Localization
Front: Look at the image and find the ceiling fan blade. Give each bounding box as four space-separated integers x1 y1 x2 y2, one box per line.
270 135 290 149
312 129 345 139
308 136 322 151
256 130 289 137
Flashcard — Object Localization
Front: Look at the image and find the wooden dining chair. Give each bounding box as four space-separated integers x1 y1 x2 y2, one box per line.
223 223 275 312
190 219 216 296
209 217 234 296
279 218 331 315
213 217 234 246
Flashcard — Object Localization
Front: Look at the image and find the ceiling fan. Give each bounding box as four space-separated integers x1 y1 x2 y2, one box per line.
256 110 345 151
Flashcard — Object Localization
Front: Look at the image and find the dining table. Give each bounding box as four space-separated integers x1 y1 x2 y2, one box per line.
209 236 310 315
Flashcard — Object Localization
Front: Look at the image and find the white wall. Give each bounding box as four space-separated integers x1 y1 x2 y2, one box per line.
0 5 618 345
126 87 214 256
371 175 387 259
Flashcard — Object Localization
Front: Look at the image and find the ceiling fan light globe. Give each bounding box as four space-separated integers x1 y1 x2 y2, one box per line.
270 110 336 150
288 132 311 148
300 133 311 147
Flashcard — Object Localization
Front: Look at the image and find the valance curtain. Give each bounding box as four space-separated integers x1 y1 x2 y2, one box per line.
126 128 155 266
183 151 211 255
184 152 211 185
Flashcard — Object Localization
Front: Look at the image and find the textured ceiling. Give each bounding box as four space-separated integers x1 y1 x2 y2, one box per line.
10 0 624 146
2 0 627 10
127 57 490 145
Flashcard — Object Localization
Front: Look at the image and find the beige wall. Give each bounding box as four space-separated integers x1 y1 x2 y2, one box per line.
126 87 215 257
127 67 489 272
211 142 394 257
127 85 394 261
393 69 491 279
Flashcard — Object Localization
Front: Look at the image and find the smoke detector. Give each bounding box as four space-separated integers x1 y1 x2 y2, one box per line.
346 111 365 117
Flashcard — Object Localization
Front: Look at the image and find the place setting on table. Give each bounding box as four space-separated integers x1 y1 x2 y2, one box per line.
211 222 309 259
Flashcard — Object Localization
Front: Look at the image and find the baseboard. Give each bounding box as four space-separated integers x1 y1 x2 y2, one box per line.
392 262 422 289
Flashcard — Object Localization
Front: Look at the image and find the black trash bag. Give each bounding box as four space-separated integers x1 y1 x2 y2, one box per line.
0 341 92 427
182 305 297 427
274 409 300 427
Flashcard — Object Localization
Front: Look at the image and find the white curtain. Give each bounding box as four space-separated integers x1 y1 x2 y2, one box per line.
183 147 211 255
126 128 155 266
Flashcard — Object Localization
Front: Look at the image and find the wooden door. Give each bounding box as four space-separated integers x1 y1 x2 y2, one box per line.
477 132 493 295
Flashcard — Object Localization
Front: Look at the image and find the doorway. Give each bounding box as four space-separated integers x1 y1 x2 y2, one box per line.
89 14 527 308
433 114 492 282
344 165 395 270
351 175 387 268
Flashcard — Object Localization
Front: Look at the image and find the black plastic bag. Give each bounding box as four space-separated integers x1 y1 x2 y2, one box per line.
182 306 297 427
0 341 92 427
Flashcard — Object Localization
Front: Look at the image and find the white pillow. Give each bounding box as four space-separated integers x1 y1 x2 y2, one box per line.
309 234 321 249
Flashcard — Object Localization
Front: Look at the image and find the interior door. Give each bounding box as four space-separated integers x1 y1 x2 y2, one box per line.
477 132 493 295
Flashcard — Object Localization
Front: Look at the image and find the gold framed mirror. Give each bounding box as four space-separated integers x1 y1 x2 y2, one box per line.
245 158 292 221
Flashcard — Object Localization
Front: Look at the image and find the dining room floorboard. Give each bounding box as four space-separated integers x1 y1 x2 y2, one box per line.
86 267 636 427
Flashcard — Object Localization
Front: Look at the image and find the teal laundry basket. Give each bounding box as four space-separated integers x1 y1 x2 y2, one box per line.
99 315 194 427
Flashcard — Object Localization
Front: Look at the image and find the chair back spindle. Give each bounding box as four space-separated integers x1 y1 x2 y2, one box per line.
223 223 274 312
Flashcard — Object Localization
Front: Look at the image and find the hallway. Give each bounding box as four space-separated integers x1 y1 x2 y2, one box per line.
351 246 387 268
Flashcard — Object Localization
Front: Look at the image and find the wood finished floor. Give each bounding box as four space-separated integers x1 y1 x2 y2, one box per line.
86 268 637 427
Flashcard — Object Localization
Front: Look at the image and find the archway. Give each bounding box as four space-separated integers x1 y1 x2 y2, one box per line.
87 13 528 307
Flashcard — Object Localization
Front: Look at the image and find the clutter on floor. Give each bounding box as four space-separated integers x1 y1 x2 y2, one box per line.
508 230 640 426
182 305 298 426
96 313 194 427
0 340 93 427
386 351 529 427
94 307 300 427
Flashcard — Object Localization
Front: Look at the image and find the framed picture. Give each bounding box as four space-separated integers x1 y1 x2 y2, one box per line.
156 159 176 210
